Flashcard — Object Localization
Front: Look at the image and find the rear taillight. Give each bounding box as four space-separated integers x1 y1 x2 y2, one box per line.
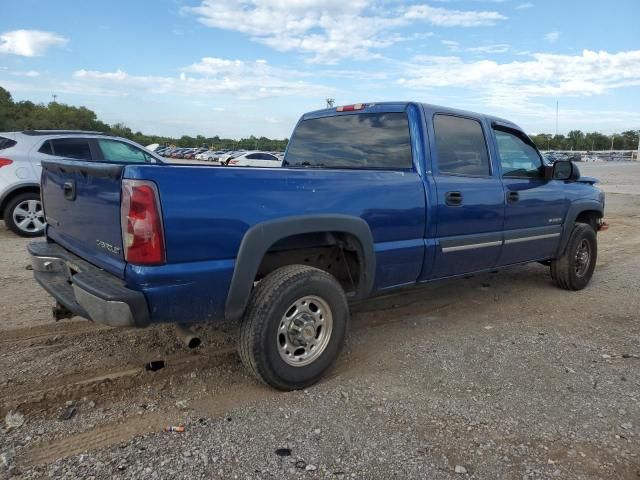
0 158 13 168
228 159 239 165
121 179 166 265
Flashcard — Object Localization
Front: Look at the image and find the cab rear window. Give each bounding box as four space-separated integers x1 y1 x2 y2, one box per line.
285 112 413 169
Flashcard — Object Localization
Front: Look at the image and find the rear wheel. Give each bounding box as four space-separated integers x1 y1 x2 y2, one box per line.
239 265 349 390
4 192 45 237
551 223 597 290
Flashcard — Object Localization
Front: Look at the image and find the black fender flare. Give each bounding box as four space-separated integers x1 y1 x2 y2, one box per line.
225 214 376 322
556 200 603 257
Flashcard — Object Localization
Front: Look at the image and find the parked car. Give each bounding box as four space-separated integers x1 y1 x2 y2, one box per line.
196 150 226 163
28 102 605 391
183 148 207 160
174 148 193 159
169 148 189 158
0 130 162 237
160 147 176 157
218 150 245 165
226 151 282 167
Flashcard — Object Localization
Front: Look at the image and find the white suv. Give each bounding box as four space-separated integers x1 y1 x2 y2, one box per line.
0 130 162 237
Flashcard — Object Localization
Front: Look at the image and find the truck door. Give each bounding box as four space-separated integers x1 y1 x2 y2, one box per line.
428 113 505 278
491 126 567 265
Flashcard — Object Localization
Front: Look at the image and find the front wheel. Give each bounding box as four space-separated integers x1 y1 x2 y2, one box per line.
551 223 597 290
4 192 45 238
239 265 349 390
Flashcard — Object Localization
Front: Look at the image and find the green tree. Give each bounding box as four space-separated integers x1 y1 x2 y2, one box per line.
567 130 585 150
0 86 14 131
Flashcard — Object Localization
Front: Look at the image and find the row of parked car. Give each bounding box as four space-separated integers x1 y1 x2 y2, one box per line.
154 146 285 167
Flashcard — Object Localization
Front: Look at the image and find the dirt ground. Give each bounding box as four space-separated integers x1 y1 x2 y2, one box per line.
0 162 639 479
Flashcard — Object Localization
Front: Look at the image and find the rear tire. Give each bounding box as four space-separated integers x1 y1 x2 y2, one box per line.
551 223 597 290
239 265 349 391
4 192 45 238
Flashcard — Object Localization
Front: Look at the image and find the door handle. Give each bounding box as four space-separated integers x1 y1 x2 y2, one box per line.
445 191 463 206
63 180 76 201
507 191 519 203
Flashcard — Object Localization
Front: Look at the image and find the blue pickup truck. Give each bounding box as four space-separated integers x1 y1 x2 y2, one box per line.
29 102 605 390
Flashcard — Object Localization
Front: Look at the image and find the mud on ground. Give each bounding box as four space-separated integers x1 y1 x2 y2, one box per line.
0 163 639 479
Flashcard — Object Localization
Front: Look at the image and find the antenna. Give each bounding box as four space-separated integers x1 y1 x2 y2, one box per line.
52 94 58 103
326 98 335 108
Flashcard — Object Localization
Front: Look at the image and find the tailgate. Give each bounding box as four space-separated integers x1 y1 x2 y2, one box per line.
41 160 126 278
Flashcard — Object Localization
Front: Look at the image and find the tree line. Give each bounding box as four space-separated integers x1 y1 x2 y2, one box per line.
530 130 639 151
0 86 288 151
1 86 637 152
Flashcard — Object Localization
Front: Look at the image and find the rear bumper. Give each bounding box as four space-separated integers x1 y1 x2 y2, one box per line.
28 241 150 327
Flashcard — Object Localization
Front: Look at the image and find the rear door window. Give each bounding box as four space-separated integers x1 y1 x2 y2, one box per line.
97 139 152 163
49 138 93 160
285 112 413 169
433 114 490 176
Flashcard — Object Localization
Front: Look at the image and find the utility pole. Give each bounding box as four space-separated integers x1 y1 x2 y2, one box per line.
52 94 57 103
555 100 558 137
610 134 615 159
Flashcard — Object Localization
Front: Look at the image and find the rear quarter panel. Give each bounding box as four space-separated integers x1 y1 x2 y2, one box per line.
125 165 425 261
124 164 427 316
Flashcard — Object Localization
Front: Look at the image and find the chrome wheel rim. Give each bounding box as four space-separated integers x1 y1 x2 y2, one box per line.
574 239 591 278
277 295 333 367
13 199 45 234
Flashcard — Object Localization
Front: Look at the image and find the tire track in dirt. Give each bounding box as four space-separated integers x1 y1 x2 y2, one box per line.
21 382 279 467
2 348 238 416
0 320 107 346
20 413 169 467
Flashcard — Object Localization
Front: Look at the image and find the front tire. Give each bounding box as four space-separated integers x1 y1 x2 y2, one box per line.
4 192 45 238
239 265 349 391
551 223 597 290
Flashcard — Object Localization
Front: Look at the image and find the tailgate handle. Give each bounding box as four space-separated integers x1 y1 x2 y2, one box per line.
63 180 77 201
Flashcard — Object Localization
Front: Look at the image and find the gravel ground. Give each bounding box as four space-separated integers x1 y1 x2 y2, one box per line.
1 162 639 479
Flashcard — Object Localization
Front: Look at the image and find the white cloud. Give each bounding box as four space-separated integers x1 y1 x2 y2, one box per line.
441 40 509 54
403 4 507 26
10 70 41 77
0 30 67 57
186 1 507 63
544 31 560 43
516 2 534 9
466 43 510 54
399 49 640 102
441 39 460 51
71 57 328 99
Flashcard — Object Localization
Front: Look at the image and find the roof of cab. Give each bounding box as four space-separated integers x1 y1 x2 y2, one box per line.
301 101 524 132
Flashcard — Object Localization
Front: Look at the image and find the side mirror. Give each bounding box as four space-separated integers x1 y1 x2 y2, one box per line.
550 160 580 181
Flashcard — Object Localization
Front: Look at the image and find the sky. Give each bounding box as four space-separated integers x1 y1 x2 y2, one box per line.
1 0 639 139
